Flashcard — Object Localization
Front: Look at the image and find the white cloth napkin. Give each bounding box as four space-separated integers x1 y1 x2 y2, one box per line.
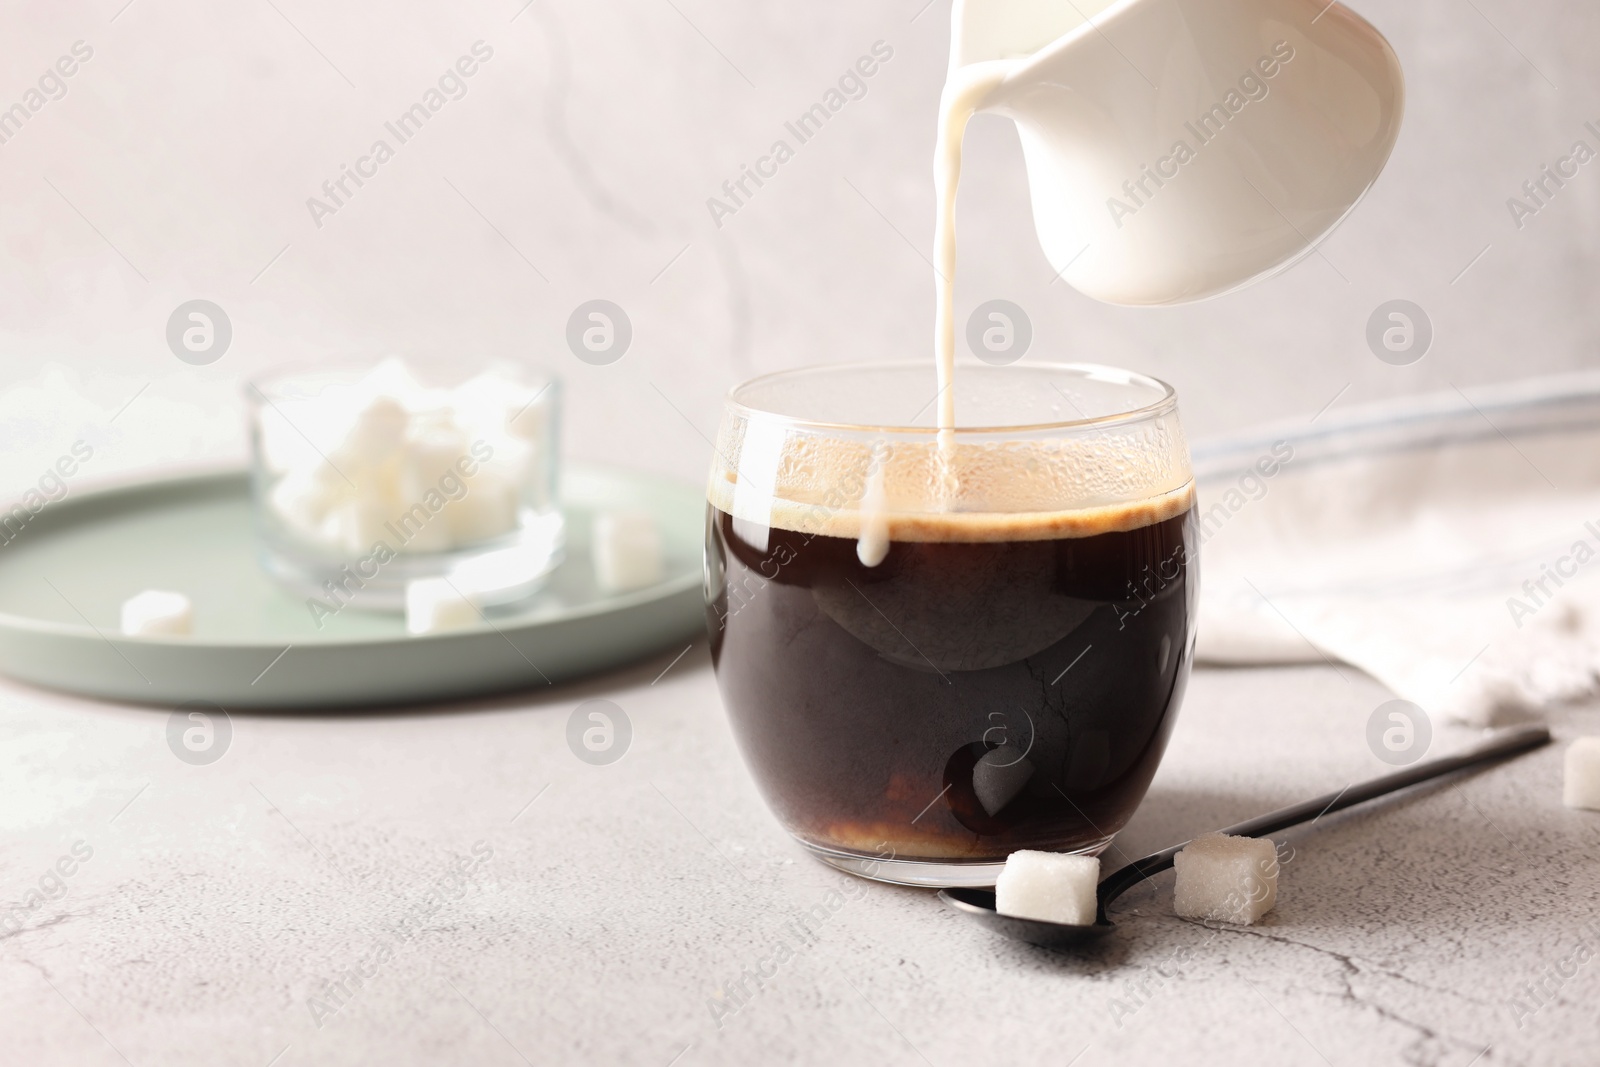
1194 373 1600 725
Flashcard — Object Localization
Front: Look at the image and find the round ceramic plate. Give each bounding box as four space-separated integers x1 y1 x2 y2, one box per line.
0 465 706 708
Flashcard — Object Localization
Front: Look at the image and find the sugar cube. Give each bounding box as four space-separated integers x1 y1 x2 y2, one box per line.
400 425 467 493
446 471 521 545
267 467 339 536
331 395 408 472
972 746 1033 816
404 578 479 635
995 851 1100 926
323 496 396 555
592 511 663 593
120 590 193 637
1563 737 1600 810
1173 832 1278 924
383 429 460 553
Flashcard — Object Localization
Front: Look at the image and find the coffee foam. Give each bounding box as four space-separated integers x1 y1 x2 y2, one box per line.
707 427 1194 543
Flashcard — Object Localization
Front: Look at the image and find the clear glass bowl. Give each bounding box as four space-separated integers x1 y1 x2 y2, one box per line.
248 358 563 613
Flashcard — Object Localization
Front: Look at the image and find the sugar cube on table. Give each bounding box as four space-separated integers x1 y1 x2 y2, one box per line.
995 851 1100 926
404 578 479 635
120 590 192 637
592 511 662 593
1173 832 1279 924
1563 737 1600 811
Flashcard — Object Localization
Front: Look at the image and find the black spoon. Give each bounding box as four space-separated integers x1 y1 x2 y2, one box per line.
939 724 1551 949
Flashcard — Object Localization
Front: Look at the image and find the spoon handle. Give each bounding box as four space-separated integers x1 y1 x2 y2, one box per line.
1094 724 1551 918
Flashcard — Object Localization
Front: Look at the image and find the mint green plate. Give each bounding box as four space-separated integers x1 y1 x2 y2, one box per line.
0 466 706 708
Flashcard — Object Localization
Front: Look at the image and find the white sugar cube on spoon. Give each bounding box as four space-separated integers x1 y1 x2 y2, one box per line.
995 851 1099 926
1173 832 1279 924
120 590 192 637
1563 737 1600 810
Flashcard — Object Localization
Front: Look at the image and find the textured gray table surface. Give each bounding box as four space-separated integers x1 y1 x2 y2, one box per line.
2 649 1595 1067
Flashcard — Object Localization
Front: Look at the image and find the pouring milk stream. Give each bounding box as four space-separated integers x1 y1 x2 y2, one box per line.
931 0 1405 428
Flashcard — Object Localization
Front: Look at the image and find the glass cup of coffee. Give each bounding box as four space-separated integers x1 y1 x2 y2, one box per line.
705 362 1197 887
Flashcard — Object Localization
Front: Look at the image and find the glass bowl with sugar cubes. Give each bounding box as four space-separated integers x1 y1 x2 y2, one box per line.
249 357 562 613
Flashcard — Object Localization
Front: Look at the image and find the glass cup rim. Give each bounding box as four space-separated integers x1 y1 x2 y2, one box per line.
246 356 556 403
724 360 1178 436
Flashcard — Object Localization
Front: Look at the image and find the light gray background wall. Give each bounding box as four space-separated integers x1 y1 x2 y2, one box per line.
1 0 1597 496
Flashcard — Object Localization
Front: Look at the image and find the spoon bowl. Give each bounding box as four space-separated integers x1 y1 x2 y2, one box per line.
939 887 1114 949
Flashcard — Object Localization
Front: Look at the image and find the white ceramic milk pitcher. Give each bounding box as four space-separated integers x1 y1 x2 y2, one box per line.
954 0 1405 305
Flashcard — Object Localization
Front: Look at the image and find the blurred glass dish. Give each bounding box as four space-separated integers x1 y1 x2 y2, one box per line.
248 357 562 612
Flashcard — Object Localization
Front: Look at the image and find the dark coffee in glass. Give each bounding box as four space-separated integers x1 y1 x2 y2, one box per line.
705 363 1197 886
